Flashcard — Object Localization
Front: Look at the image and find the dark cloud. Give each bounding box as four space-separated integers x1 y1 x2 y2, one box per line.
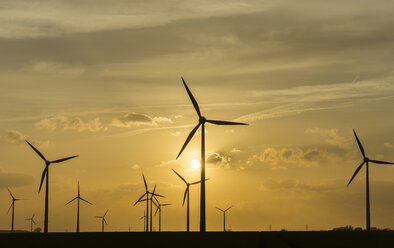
207 152 231 168
0 168 34 188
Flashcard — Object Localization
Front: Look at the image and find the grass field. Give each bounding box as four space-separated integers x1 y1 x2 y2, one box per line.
1 231 393 248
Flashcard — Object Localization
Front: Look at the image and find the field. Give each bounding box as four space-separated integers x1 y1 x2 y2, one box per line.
1 231 393 248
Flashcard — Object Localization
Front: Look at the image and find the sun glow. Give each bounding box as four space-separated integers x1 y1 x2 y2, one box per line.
190 159 200 169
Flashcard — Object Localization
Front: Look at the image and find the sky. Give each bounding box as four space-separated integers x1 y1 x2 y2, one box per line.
1 0 394 232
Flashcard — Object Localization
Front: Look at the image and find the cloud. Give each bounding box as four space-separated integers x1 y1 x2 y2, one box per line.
35 116 105 132
3 130 49 148
111 112 172 127
259 179 341 192
170 131 181 136
306 128 352 150
23 60 84 75
247 146 340 170
0 168 34 188
131 164 140 170
207 153 232 169
384 142 394 148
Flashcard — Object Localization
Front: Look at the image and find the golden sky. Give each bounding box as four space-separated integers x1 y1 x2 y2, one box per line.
1 0 394 232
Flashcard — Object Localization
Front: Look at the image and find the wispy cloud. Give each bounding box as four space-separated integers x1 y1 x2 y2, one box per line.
3 130 49 148
35 116 106 132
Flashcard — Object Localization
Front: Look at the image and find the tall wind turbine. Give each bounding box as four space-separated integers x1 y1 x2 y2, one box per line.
137 185 162 232
215 206 233 232
25 140 78 233
176 77 247 232
154 200 171 232
172 169 205 232
7 188 23 232
140 210 147 232
25 214 36 232
347 129 394 231
94 210 108 232
134 174 163 232
65 182 92 232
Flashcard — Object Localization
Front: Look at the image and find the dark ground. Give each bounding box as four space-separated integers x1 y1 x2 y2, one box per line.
0 231 393 248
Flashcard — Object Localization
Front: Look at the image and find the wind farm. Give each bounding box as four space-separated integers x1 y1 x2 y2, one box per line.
2 1 394 247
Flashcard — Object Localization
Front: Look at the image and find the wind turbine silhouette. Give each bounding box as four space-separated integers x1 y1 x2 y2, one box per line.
7 188 23 232
176 77 247 232
140 210 147 232
138 185 162 232
215 206 233 232
65 182 92 232
154 199 171 232
94 210 108 232
25 140 78 233
134 174 163 232
25 213 36 232
172 169 206 232
347 129 394 231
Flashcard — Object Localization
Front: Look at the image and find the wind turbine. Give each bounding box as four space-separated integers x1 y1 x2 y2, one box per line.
154 200 171 232
134 174 163 232
25 140 78 233
65 182 92 232
215 206 233 232
7 188 23 232
94 210 108 232
140 210 147 232
137 185 162 232
347 129 394 231
172 169 206 232
25 214 36 232
176 77 247 232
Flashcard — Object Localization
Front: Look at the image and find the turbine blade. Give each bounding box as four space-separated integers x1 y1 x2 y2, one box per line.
162 204 171 206
152 199 159 208
104 218 108 225
142 174 148 191
206 119 248 126
104 209 109 217
347 161 366 187
7 188 15 199
32 213 35 219
50 155 79 163
152 193 165 198
172 169 187 184
38 166 48 193
32 219 36 224
80 197 93 205
225 206 233 212
190 178 210 185
182 187 189 206
65 197 77 206
7 202 13 214
25 140 47 162
94 216 101 218
370 159 394 165
78 181 80 196
152 184 157 195
353 129 365 158
155 206 159 216
176 123 201 159
135 192 148 205
182 77 201 118
216 207 224 212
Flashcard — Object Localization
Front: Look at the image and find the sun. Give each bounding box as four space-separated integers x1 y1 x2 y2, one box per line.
190 159 200 169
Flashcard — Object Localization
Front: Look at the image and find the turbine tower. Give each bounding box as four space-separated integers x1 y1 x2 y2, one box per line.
154 200 171 232
25 214 36 232
347 129 394 231
94 210 108 232
65 182 92 232
176 77 247 232
172 169 205 232
25 140 78 233
215 206 233 232
7 188 22 232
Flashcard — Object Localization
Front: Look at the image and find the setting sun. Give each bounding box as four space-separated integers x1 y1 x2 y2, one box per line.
190 159 200 169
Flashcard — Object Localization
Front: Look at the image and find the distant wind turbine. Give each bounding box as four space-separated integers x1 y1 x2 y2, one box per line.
215 206 233 232
25 140 78 233
138 185 162 232
7 188 23 232
134 174 164 232
94 210 108 232
347 129 394 231
25 213 36 232
140 210 147 232
154 200 171 232
172 169 207 232
176 77 247 232
65 182 92 232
